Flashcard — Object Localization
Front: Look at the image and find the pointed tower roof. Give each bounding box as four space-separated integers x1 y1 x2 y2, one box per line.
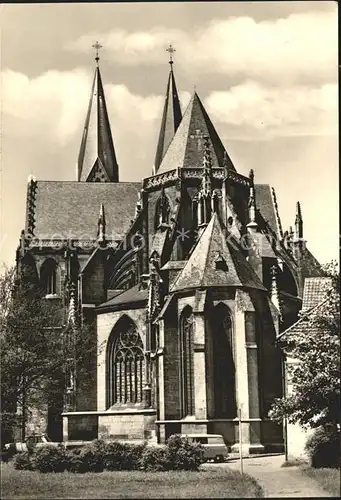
154 47 182 174
158 91 236 174
171 213 266 292
77 52 119 182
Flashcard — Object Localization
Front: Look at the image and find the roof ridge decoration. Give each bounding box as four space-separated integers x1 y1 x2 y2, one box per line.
157 91 236 174
77 46 119 183
153 44 182 175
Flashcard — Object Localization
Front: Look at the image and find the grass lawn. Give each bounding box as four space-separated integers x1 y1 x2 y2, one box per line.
1 462 263 499
302 466 341 497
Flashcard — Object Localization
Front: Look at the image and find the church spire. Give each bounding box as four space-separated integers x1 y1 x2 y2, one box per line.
153 44 182 174
77 42 119 183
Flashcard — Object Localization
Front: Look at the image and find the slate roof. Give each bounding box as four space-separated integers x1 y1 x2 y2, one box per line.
154 66 182 173
30 181 141 241
149 230 168 258
171 213 267 292
300 248 325 280
161 260 186 271
96 284 148 311
255 184 281 238
252 232 277 258
77 66 119 182
158 92 236 173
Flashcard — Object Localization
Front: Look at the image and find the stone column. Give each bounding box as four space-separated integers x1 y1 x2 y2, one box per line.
192 290 208 424
233 290 263 453
193 313 207 420
157 318 166 443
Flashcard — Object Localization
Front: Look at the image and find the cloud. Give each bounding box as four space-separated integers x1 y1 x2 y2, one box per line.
205 81 338 139
2 68 164 150
67 10 337 85
2 68 92 145
2 68 337 162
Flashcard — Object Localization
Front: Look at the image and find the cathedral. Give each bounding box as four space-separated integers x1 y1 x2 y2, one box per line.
16 46 325 453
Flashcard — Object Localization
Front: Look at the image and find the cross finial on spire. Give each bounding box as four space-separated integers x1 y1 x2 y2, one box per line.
92 41 102 65
166 44 175 66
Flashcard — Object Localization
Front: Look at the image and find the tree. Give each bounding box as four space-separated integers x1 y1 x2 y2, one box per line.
0 262 99 442
269 261 340 430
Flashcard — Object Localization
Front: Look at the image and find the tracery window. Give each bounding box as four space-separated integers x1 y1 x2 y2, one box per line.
180 307 195 417
108 319 145 406
40 259 58 296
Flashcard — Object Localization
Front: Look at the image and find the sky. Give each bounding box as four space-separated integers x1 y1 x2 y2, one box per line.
0 1 338 268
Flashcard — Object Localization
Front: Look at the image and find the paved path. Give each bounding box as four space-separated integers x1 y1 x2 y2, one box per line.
227 454 332 497
205 454 332 498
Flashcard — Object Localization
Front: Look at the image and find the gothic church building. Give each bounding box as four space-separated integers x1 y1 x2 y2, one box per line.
17 50 324 452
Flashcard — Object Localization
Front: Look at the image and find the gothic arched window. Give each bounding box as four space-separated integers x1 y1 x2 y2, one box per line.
107 318 145 407
40 259 58 296
180 307 195 417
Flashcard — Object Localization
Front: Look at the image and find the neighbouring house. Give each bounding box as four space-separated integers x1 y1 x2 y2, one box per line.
15 50 326 453
276 277 333 458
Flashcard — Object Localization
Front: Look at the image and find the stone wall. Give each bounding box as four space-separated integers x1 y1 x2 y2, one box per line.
99 411 156 440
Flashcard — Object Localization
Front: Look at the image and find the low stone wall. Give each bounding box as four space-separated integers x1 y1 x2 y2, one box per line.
99 411 156 440
62 410 157 442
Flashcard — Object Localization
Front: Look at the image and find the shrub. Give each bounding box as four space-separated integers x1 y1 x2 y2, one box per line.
65 448 86 473
140 446 167 471
102 441 144 471
165 434 204 471
305 426 341 469
102 441 128 471
77 441 105 473
34 445 67 473
124 442 146 470
12 451 34 471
